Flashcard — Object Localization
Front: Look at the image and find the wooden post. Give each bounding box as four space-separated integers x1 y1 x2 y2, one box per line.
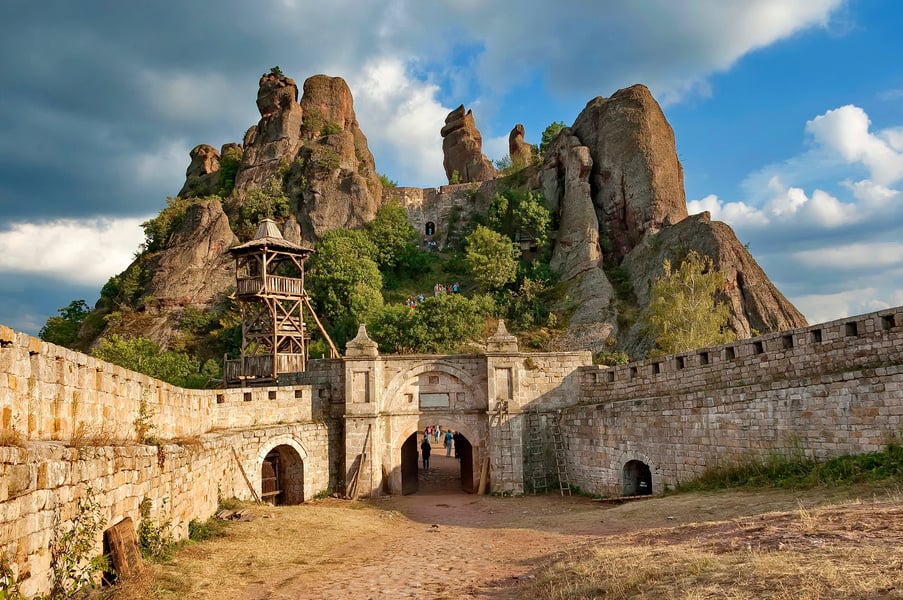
477 456 490 495
232 447 262 504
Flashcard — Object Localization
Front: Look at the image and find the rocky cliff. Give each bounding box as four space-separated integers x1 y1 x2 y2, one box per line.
83 70 805 359
441 105 497 183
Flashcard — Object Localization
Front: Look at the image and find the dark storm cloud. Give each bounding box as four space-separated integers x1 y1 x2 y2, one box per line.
0 0 390 222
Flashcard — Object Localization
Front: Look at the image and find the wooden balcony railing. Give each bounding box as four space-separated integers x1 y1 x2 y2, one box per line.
236 275 304 297
224 353 306 384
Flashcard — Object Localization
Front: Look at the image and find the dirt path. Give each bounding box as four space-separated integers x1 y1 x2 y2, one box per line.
112 461 902 600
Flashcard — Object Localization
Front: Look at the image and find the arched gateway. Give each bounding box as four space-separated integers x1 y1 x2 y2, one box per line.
341 322 592 498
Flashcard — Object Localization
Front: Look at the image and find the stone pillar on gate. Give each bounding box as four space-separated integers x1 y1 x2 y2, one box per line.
484 320 525 494
343 325 382 498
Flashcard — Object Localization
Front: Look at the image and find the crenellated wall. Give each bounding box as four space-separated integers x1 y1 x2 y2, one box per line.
562 307 903 495
2 305 902 596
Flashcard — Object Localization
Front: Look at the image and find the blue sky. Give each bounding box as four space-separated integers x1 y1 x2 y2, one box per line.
1 0 901 335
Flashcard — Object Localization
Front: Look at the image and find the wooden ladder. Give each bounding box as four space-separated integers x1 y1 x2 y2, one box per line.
526 410 548 494
551 411 571 496
491 400 516 494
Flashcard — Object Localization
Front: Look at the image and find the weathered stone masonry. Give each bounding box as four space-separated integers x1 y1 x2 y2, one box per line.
563 307 903 495
1 306 901 595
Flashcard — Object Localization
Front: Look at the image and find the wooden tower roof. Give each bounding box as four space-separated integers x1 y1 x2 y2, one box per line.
228 218 313 257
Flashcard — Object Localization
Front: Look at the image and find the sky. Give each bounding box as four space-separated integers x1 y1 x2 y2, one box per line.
1 0 902 336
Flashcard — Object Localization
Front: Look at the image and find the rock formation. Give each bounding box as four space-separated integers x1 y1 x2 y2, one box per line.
508 124 533 169
287 74 382 241
233 72 304 193
441 105 496 183
571 84 688 260
178 144 221 198
145 199 237 310
622 212 808 349
540 129 600 281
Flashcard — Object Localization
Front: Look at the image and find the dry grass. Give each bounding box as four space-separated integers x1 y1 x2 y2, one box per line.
71 421 124 448
0 426 24 447
92 486 903 600
527 500 903 599
98 498 407 600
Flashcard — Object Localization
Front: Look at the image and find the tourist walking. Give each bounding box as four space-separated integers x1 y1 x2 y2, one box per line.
444 430 453 457
421 436 431 470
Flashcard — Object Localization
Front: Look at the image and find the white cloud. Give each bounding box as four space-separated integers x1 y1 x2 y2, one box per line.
805 105 903 186
0 218 146 286
686 194 769 226
349 59 451 187
791 288 888 325
794 243 903 270
688 178 857 230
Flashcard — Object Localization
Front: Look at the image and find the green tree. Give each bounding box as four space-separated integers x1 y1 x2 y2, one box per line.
39 300 90 348
366 202 419 269
308 229 384 339
218 145 243 196
368 294 494 354
488 188 552 250
142 196 194 252
642 251 736 356
539 121 567 157
378 173 398 188
464 226 519 291
91 335 210 388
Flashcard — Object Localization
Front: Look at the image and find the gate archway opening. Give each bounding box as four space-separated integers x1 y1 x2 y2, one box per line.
622 459 652 496
261 445 305 504
399 429 474 495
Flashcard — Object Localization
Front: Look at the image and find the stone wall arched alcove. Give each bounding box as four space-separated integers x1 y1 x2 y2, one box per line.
255 436 309 504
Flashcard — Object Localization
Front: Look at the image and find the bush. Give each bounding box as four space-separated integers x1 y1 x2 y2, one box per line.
91 335 215 389
368 293 494 354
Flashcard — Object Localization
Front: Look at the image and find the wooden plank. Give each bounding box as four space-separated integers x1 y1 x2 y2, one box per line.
232 447 263 504
104 517 142 579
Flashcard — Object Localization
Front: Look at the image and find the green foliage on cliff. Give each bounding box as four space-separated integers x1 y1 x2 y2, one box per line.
642 251 736 356
39 300 90 348
218 145 243 196
91 335 219 388
368 293 494 354
539 121 567 157
142 196 194 253
464 225 519 291
230 177 290 239
488 188 551 250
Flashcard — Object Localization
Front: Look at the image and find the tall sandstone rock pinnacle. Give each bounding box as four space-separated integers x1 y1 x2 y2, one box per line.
545 82 807 354
508 123 534 168
234 71 304 193
571 84 688 260
441 105 497 183
288 74 382 241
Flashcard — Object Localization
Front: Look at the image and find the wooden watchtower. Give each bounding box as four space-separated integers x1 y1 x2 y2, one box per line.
224 219 336 386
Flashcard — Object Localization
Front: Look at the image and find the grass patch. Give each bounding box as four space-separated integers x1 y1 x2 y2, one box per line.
675 442 903 492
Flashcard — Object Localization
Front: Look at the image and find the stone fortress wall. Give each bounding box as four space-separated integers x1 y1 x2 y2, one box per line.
563 307 903 494
0 325 341 597
1 306 902 595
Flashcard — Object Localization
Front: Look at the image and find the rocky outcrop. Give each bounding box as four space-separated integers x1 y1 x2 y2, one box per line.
178 144 221 198
538 129 614 353
286 75 382 241
145 198 238 311
441 105 496 183
540 129 601 281
571 84 688 260
233 72 304 193
508 124 533 168
621 212 808 354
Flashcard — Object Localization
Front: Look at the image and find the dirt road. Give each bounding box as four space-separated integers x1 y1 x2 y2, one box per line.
112 454 902 600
